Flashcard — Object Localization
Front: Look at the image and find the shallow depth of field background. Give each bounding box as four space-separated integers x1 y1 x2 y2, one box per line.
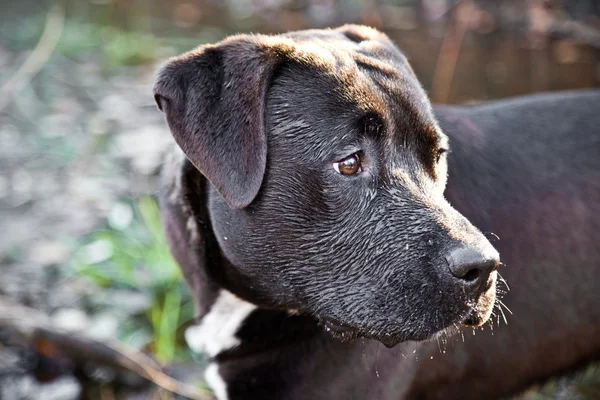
0 0 599 399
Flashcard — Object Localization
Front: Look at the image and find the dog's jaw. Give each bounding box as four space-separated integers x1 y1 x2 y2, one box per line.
185 289 257 400
461 273 497 327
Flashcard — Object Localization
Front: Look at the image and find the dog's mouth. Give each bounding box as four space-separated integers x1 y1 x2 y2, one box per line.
317 318 411 349
460 274 497 328
318 316 362 342
317 275 498 348
461 310 485 327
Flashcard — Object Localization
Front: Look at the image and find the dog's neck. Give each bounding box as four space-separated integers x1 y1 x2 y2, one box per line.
185 288 333 400
167 154 395 399
185 289 257 358
185 289 257 399
185 289 413 400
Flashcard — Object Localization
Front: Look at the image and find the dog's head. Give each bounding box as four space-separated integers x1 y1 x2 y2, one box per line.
154 25 499 347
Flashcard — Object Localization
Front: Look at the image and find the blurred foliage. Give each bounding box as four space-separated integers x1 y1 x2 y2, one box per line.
518 363 600 400
0 3 211 74
1 17 193 72
1 0 599 98
70 196 194 363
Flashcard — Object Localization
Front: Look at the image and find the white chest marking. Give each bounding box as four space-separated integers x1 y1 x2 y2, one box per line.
185 289 257 357
185 290 257 400
204 363 229 400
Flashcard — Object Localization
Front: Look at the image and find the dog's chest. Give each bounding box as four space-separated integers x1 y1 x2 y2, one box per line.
184 290 395 400
185 290 257 400
185 289 257 357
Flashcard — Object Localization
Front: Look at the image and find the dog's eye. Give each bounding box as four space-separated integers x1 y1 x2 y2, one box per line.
333 153 362 175
436 148 448 163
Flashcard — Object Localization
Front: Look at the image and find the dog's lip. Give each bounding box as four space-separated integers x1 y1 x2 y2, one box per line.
320 316 359 335
319 315 426 347
318 277 497 346
460 280 497 327
320 318 405 348
323 319 352 334
318 306 478 346
460 308 484 327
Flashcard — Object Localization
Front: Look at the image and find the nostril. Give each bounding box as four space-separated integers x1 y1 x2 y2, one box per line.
446 246 499 285
462 268 480 282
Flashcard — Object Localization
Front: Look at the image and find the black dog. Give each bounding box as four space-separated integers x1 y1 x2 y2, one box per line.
154 25 600 400
387 91 600 399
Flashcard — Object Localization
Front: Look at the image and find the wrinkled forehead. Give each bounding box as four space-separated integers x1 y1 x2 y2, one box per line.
264 27 441 144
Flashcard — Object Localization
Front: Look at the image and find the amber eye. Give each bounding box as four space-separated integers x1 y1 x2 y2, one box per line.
334 153 362 175
436 148 448 163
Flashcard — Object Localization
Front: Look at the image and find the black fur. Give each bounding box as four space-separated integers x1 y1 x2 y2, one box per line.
401 91 600 399
154 37 278 208
154 25 600 400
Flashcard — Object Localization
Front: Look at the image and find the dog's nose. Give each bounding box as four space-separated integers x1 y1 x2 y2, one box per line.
446 246 499 288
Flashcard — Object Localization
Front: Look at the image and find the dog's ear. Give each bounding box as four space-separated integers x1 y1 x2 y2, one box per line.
154 37 281 208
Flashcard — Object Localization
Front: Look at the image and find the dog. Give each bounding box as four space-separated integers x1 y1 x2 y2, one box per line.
390 91 600 399
154 25 600 400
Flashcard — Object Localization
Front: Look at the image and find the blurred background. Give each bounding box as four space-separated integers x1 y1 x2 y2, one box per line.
0 0 599 399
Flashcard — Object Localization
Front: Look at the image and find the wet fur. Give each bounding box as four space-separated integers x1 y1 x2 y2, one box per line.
155 25 498 348
401 91 600 399
155 26 600 400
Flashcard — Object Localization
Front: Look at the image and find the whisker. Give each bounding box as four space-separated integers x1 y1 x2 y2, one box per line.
497 299 513 315
496 301 508 325
497 272 510 292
